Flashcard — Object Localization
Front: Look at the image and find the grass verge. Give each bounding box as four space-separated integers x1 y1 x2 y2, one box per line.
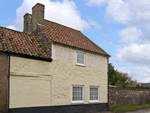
110 104 150 112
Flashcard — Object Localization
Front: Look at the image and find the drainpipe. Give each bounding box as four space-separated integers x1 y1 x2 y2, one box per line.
107 57 109 110
8 53 10 113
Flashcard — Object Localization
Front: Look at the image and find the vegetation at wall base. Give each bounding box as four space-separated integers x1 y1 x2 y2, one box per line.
110 104 150 112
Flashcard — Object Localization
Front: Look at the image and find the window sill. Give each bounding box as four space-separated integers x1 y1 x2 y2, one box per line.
71 101 84 104
89 100 100 103
76 63 86 67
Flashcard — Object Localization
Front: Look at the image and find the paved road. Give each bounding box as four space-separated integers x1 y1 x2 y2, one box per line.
125 108 150 113
100 108 150 113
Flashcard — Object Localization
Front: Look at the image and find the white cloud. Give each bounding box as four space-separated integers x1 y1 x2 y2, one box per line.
116 66 150 83
141 77 150 83
105 0 150 27
118 27 143 42
86 0 108 6
105 0 131 25
140 30 150 41
88 19 101 29
87 0 150 27
86 0 150 83
113 43 150 66
10 0 91 31
104 40 114 46
6 25 17 30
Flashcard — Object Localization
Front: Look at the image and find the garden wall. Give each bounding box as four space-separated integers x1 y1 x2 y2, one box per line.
109 87 150 108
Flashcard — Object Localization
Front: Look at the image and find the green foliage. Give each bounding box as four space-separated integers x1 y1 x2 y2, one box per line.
136 84 143 87
110 104 150 112
31 38 35 42
23 49 26 53
8 37 13 41
109 63 132 87
109 63 118 85
1 33 3 37
37 53 42 57
136 84 140 87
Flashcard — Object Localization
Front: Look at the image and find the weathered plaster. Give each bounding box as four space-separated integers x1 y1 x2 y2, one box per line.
10 56 52 76
10 43 108 108
10 76 52 108
51 43 108 105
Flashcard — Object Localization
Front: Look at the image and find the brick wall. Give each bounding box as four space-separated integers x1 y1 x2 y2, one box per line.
109 87 150 108
0 53 9 113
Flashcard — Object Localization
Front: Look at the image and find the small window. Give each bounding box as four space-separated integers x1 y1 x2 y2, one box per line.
89 86 99 102
72 85 84 103
76 53 85 66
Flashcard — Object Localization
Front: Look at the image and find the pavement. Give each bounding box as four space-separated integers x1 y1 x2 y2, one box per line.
125 108 150 113
99 107 150 113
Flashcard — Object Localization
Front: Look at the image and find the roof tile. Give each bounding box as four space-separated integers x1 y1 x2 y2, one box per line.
0 26 51 59
38 20 109 56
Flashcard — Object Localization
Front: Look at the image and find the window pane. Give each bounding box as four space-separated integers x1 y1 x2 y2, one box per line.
73 86 83 101
90 87 98 100
77 54 84 64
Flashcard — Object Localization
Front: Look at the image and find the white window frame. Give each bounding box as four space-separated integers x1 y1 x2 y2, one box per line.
76 53 85 66
89 86 100 103
71 85 84 104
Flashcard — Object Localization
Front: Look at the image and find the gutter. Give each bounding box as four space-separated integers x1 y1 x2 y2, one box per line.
0 51 53 62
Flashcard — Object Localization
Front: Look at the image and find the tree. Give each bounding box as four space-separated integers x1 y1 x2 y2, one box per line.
136 84 140 87
116 71 132 87
108 63 132 87
108 63 119 85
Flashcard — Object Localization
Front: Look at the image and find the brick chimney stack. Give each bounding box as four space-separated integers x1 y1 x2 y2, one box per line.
23 13 32 33
23 3 45 33
32 3 45 32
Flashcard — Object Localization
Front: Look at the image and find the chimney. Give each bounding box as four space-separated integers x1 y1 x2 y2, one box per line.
23 3 45 33
32 3 45 32
23 13 32 33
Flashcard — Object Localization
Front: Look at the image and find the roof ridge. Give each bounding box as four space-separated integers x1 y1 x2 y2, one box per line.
44 19 81 32
0 26 35 37
24 13 81 32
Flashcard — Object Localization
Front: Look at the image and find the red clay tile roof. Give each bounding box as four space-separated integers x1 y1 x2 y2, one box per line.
38 19 110 56
0 26 51 60
0 19 109 60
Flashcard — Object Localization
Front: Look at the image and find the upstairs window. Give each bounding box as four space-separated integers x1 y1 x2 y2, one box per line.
76 53 85 66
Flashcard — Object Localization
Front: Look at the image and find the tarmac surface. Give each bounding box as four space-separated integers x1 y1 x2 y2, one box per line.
125 107 150 113
100 107 150 113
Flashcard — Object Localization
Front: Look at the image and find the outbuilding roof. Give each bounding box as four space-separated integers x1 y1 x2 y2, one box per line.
0 26 51 60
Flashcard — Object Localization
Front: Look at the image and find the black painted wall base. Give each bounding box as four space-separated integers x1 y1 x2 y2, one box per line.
9 103 108 113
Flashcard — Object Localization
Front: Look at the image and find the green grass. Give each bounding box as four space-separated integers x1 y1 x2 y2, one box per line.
110 104 150 112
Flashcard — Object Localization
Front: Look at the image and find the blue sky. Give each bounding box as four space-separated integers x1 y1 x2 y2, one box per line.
1 0 150 83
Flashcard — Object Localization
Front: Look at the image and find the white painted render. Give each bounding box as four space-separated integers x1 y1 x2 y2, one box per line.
10 43 108 108
10 76 52 108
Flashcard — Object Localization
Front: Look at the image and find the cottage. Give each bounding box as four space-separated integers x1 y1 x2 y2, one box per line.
0 3 110 113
